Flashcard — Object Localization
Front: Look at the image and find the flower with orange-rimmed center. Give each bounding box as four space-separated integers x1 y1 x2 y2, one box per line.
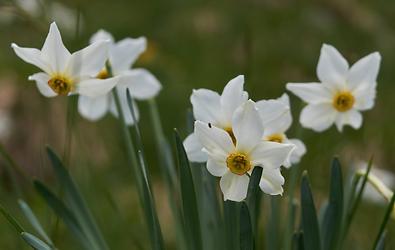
77 29 162 125
11 22 119 98
286 44 381 132
194 100 294 202
183 75 248 162
256 93 306 168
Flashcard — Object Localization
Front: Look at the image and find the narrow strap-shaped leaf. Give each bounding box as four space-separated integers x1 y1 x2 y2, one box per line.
301 171 321 250
240 202 253 250
321 158 343 250
21 232 52 250
34 180 91 250
246 166 263 237
174 130 202 250
266 196 280 250
18 199 53 246
292 231 304 250
374 231 386 250
372 193 395 249
46 146 108 250
0 203 25 233
224 200 240 250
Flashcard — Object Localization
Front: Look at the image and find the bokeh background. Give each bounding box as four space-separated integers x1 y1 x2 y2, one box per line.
0 0 394 249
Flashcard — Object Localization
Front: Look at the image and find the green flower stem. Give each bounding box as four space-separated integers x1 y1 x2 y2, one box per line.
107 63 163 249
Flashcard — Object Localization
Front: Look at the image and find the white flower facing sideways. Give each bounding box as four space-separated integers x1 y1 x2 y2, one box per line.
256 93 306 168
78 30 162 125
183 75 248 162
194 100 294 202
286 44 381 132
11 22 118 98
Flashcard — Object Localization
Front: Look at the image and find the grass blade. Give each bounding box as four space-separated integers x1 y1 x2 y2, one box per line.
46 146 108 250
292 231 304 250
224 200 240 250
246 166 263 237
321 158 343 250
372 193 395 249
240 202 253 250
21 232 52 250
174 130 202 250
18 199 53 246
374 231 386 250
0 203 25 233
34 180 91 249
301 171 321 250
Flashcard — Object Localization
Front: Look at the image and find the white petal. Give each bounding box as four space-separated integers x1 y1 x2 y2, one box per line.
194 121 234 156
250 141 294 169
220 75 248 124
232 100 263 153
77 76 119 97
28 72 57 97
67 40 110 78
317 44 349 86
353 82 376 111
287 138 306 166
256 99 291 134
183 133 208 163
220 171 249 202
191 89 222 124
207 156 227 177
109 86 140 125
300 104 337 132
335 109 363 132
90 29 114 44
40 22 71 72
78 95 109 121
110 37 146 73
11 44 51 73
347 52 381 90
259 168 284 195
286 83 333 104
277 93 290 106
117 69 161 100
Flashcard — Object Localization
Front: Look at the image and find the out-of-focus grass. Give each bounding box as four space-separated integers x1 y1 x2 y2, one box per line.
0 0 394 248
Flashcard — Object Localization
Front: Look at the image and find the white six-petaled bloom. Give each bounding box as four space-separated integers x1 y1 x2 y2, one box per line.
11 22 118 98
183 75 247 162
256 93 306 168
286 44 381 132
194 100 294 202
78 29 162 125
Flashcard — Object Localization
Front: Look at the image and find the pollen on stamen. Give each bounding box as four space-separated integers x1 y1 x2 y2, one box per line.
226 152 251 175
96 68 109 79
48 75 73 96
333 91 355 112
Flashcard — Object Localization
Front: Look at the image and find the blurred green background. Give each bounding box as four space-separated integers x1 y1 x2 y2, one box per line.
0 0 394 249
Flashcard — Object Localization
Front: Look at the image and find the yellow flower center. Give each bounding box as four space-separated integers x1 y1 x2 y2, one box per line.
96 68 109 79
226 152 251 175
333 91 355 112
225 127 236 145
266 133 285 143
48 75 73 96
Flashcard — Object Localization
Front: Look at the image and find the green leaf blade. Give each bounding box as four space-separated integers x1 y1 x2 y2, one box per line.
240 202 253 250
21 232 52 250
301 171 321 250
174 130 202 250
321 158 343 250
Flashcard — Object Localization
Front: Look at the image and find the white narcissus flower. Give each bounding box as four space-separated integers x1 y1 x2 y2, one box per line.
256 93 306 168
78 30 162 125
194 100 294 202
183 75 248 162
11 22 118 98
286 44 381 132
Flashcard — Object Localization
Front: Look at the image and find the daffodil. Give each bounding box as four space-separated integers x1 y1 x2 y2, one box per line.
183 75 248 162
77 30 161 124
194 100 294 201
11 22 118 98
256 94 306 168
286 44 381 132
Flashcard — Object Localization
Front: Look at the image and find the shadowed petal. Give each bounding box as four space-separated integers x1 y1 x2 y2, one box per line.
117 69 161 100
259 168 284 195
183 133 208 162
28 72 57 97
300 103 337 132
78 95 109 121
220 171 249 202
